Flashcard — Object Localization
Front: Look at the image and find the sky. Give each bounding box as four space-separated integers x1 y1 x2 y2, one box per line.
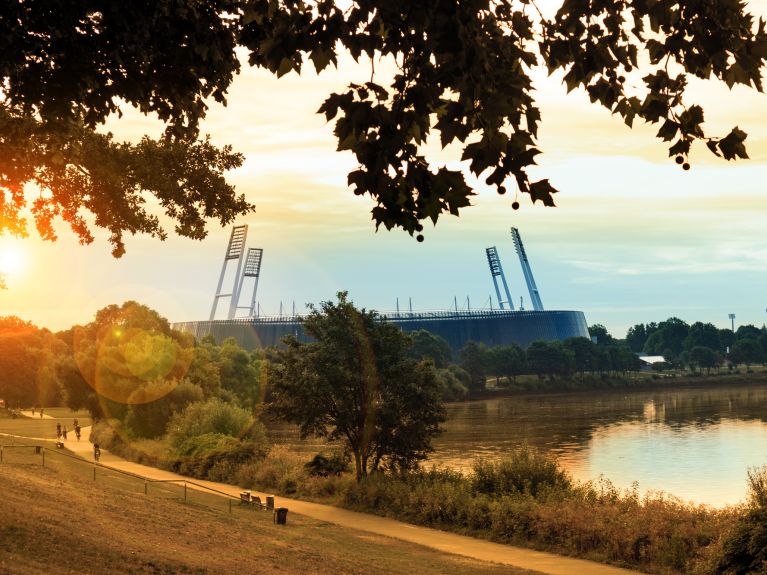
2 5 767 338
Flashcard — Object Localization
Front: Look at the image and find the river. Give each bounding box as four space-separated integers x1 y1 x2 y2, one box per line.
268 382 767 507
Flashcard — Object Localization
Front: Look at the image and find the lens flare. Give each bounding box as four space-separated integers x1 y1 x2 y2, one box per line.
74 323 193 405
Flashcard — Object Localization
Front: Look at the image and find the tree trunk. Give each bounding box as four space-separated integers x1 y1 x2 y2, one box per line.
353 448 363 482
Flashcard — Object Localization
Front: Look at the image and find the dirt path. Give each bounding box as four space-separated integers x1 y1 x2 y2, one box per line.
57 429 642 575
18 410 54 419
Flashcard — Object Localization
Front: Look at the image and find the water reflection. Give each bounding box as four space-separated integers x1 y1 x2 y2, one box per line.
430 384 767 506
267 383 767 507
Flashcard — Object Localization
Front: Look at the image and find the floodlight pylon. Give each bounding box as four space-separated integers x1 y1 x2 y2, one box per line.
510 227 544 311
209 225 248 320
485 246 514 310
234 248 264 317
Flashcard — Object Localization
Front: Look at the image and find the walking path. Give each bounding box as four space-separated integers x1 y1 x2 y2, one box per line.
51 426 642 575
19 410 54 419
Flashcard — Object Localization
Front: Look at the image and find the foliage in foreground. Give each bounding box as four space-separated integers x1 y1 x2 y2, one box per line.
2 1 765 249
234 445 743 575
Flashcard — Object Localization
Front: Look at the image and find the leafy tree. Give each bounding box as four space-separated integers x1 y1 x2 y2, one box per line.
643 317 690 361
563 337 597 375
487 344 526 384
730 338 764 366
434 367 468 402
1 1 764 250
626 323 657 353
0 317 64 408
218 337 261 409
688 346 719 373
588 324 614 346
269 292 445 480
684 322 722 353
124 380 205 439
526 340 575 379
736 325 762 341
459 341 488 391
719 328 736 352
408 329 452 368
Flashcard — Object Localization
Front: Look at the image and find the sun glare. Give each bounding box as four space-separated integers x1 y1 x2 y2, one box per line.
0 240 26 279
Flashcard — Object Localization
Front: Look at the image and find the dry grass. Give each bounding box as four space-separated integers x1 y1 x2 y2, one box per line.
0 446 537 575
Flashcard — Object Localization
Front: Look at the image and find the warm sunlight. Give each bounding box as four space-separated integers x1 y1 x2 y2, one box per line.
0 239 27 279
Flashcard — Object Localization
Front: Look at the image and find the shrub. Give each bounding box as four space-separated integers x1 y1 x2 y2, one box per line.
472 446 571 497
714 507 767 575
166 398 263 452
747 465 767 509
305 451 350 477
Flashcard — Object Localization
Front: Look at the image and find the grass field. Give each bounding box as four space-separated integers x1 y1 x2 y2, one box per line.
0 409 91 440
0 441 537 575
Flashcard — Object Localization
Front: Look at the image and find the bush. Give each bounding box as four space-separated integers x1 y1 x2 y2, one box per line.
747 465 767 509
169 438 269 481
166 398 263 452
715 507 767 575
305 451 350 477
472 446 571 497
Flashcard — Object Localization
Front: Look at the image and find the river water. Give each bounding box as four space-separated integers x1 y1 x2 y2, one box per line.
268 383 767 507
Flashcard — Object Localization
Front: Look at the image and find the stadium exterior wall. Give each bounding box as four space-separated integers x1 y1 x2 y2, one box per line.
173 310 590 351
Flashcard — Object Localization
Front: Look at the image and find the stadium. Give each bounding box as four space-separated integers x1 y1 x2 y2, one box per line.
172 226 590 351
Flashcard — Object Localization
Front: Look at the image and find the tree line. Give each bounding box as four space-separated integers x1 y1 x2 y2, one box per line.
624 318 767 371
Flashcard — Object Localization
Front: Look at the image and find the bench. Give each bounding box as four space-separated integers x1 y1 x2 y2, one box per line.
239 491 264 509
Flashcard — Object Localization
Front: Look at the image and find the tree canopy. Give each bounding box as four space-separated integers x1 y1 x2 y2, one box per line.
1 0 765 251
269 292 445 480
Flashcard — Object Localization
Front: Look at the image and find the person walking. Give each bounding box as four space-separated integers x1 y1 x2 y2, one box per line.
31 406 35 416
40 407 44 418
93 443 101 462
56 423 61 439
62 426 68 440
75 424 81 441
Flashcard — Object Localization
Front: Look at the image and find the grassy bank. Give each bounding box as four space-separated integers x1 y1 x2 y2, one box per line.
0 441 534 575
91 420 753 575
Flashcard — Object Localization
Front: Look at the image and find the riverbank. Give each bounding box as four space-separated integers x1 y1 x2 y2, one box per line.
90 421 751 575
468 369 767 401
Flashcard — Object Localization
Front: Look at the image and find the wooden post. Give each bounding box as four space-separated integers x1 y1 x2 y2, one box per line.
144 482 148 495
184 483 187 502
42 450 45 468
0 446 3 463
229 499 232 514
93 466 96 481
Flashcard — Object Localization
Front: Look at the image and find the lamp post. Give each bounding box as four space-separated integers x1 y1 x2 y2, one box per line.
728 313 736 333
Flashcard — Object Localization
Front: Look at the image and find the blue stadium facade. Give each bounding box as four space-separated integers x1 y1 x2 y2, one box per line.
172 309 590 351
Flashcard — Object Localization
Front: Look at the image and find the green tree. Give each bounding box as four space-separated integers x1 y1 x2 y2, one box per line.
563 337 597 375
65 301 195 417
526 340 575 379
643 317 690 361
688 346 719 373
488 344 526 384
0 317 63 408
588 324 614 346
408 329 452 369
269 293 445 480
1 1 763 250
626 323 657 353
684 322 722 353
218 337 260 409
735 325 762 341
730 338 764 366
459 341 488 391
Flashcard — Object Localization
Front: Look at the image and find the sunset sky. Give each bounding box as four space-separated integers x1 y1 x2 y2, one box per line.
2 4 767 337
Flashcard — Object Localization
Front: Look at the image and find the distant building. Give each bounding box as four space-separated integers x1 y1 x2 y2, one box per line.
637 355 667 371
173 309 590 352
